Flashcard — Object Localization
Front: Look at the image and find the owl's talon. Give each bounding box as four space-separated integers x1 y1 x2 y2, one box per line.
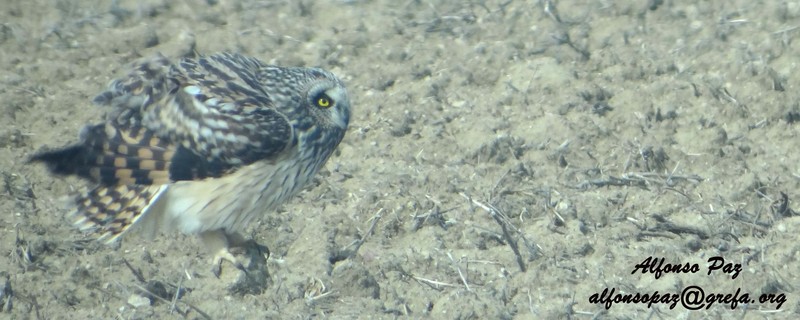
211 248 245 277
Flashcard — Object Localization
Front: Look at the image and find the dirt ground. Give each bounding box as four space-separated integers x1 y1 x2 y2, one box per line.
1 0 799 319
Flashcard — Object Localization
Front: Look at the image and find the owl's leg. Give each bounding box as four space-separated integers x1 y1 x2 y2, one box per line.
199 229 246 277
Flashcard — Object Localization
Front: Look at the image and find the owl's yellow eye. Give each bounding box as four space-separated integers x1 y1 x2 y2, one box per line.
316 94 332 108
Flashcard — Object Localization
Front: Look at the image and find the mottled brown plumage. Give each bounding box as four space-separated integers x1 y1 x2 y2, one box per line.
31 52 351 275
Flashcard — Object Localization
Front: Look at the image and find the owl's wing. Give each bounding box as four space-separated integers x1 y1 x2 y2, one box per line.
33 52 294 185
30 53 293 241
136 52 296 181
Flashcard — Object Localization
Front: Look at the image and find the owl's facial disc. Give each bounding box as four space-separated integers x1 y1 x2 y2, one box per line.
307 81 350 130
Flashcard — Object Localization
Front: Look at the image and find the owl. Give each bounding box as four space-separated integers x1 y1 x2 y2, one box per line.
30 52 351 276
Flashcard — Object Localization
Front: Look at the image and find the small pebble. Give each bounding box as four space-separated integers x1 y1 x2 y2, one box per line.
127 294 151 308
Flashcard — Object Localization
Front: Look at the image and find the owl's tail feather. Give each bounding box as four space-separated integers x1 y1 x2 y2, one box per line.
69 184 168 243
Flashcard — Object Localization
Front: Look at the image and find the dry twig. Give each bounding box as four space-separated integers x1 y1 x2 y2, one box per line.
460 193 535 272
446 252 471 292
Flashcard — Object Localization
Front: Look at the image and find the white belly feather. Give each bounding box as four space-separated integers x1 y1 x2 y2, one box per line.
134 152 317 238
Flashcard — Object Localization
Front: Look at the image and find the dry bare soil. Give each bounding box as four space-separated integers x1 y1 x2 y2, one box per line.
1 0 799 319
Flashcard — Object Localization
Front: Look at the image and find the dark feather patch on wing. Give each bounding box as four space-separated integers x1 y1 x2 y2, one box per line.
29 144 91 180
168 145 226 181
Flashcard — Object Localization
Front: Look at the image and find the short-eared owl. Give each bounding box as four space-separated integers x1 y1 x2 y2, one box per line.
31 52 351 275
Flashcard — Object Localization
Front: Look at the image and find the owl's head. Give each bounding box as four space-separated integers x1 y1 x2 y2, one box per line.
257 66 351 140
301 68 351 132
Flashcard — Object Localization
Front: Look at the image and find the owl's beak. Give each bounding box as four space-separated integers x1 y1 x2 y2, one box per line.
327 87 351 130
